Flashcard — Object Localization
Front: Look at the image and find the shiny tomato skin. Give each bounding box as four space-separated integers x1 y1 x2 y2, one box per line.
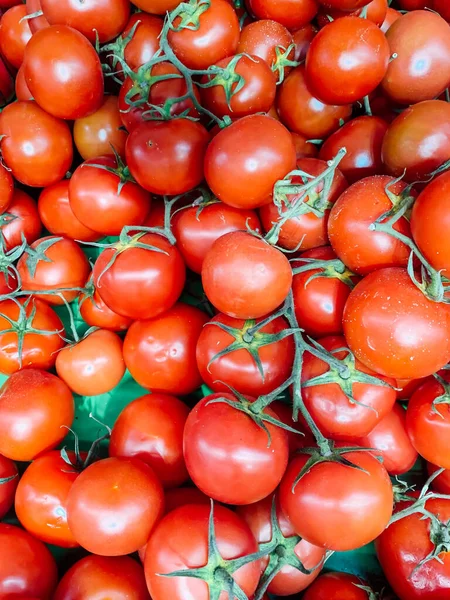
38 180 101 242
305 17 390 105
293 23 317 61
396 377 428 401
66 457 164 556
343 268 450 379
318 0 387 27
382 100 450 181
24 25 104 120
204 115 296 209
15 64 33 101
0 453 18 519
202 231 293 319
109 393 190 489
0 101 73 188
328 175 412 275
164 486 211 514
237 19 294 72
279 451 393 551
427 462 450 494
246 0 319 30
145 504 261 600
277 66 352 139
1 189 42 252
184 393 289 505
0 524 58 599
79 288 133 332
303 572 373 600
0 5 32 69
320 0 370 7
123 302 207 395
196 313 295 397
0 369 74 462
381 11 450 105
121 13 162 72
130 0 179 14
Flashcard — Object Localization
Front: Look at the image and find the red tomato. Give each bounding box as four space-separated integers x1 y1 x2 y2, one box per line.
54 555 150 600
0 453 18 519
38 179 101 242
119 13 162 73
305 17 390 105
184 392 289 505
202 231 293 319
145 503 261 600
279 450 393 551
0 53 14 107
15 63 33 101
0 5 32 69
303 572 375 600
66 456 164 556
24 25 104 120
318 0 387 27
293 23 317 61
1 189 42 252
319 0 370 8
381 6 401 33
164 486 211 514
292 132 319 160
196 313 295 397
0 101 73 188
17 236 90 305
25 0 50 33
237 19 294 76
0 163 13 214
110 393 190 489
246 0 318 30
204 115 296 209
130 0 180 14
427 462 450 494
123 302 208 395
396 377 428 401
343 267 450 379
79 287 133 332
0 524 58 599
433 0 450 21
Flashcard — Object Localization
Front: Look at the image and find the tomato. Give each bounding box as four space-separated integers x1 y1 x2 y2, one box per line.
292 132 319 160
124 302 207 395
196 313 295 397
318 0 387 27
25 0 50 33
1 190 42 252
410 171 450 277
110 393 190 489
0 453 18 519
167 0 240 70
259 157 348 252
202 231 293 319
246 0 318 30
396 377 428 401
0 524 58 599
17 236 90 306
0 53 14 107
381 6 401 33
24 25 104 120
293 23 317 61
204 115 296 209
119 13 162 73
376 498 450 599
15 64 33 101
0 297 65 375
0 5 32 69
343 268 450 379
382 100 450 181
397 0 427 7
79 286 133 332
277 66 352 139
164 486 210 513
93 233 186 320
145 503 261 600
237 19 294 76
54 555 150 600
303 572 375 600
0 163 13 215
67 456 164 556
184 392 289 505
328 175 412 275
433 0 450 21
126 119 210 195
381 11 450 105
319 0 370 8
319 116 388 184
237 494 325 595
305 17 390 105
279 450 393 551
130 0 180 14
0 101 73 188
427 462 450 494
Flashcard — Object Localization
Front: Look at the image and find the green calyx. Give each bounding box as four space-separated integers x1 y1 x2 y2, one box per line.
168 0 211 32
292 255 357 290
272 43 299 85
85 146 136 194
353 583 381 600
199 53 249 109
60 417 111 473
23 237 62 279
430 372 450 417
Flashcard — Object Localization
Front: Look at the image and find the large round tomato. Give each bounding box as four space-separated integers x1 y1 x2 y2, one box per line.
0 369 74 461
303 572 376 600
246 0 318 29
0 453 18 519
0 5 32 69
66 456 164 556
0 189 42 251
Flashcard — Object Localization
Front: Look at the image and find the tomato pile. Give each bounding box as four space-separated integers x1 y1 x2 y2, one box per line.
0 0 448 598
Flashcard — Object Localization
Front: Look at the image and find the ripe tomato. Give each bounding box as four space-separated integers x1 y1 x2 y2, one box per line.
184 392 289 505
38 179 101 242
0 369 74 461
319 0 370 8
319 116 388 184
433 0 450 21
292 132 319 160
343 268 450 379
17 236 90 305
79 287 133 332
246 0 318 30
66 456 164 556
293 23 317 61
56 329 126 397
130 0 179 14
382 100 450 181
202 231 293 319
318 0 387 27
124 302 207 395
110 393 190 489
25 0 50 33
1 189 42 252
237 19 294 76
145 503 261 600
277 66 352 139
0 53 14 107
24 25 104 120
305 17 390 105
0 5 32 69
196 313 295 397
381 6 401 33
0 101 73 188
73 95 128 161
15 64 33 101
279 450 393 551
303 572 375 600
204 115 296 209
126 119 210 195
118 13 162 73
427 462 450 494
164 486 210 514
0 163 13 215
167 0 240 70
0 453 18 519
381 11 450 105
396 377 428 401
0 524 58 599
328 175 412 275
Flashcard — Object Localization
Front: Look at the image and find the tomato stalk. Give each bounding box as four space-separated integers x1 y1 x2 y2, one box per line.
83 145 136 194
291 255 357 289
0 235 26 293
60 417 111 472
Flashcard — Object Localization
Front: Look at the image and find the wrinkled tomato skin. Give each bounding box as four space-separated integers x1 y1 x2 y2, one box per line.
184 393 289 505
303 572 373 600
123 303 208 395
79 288 133 332
0 453 18 519
0 5 32 69
246 0 319 30
1 189 42 252
343 268 450 379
